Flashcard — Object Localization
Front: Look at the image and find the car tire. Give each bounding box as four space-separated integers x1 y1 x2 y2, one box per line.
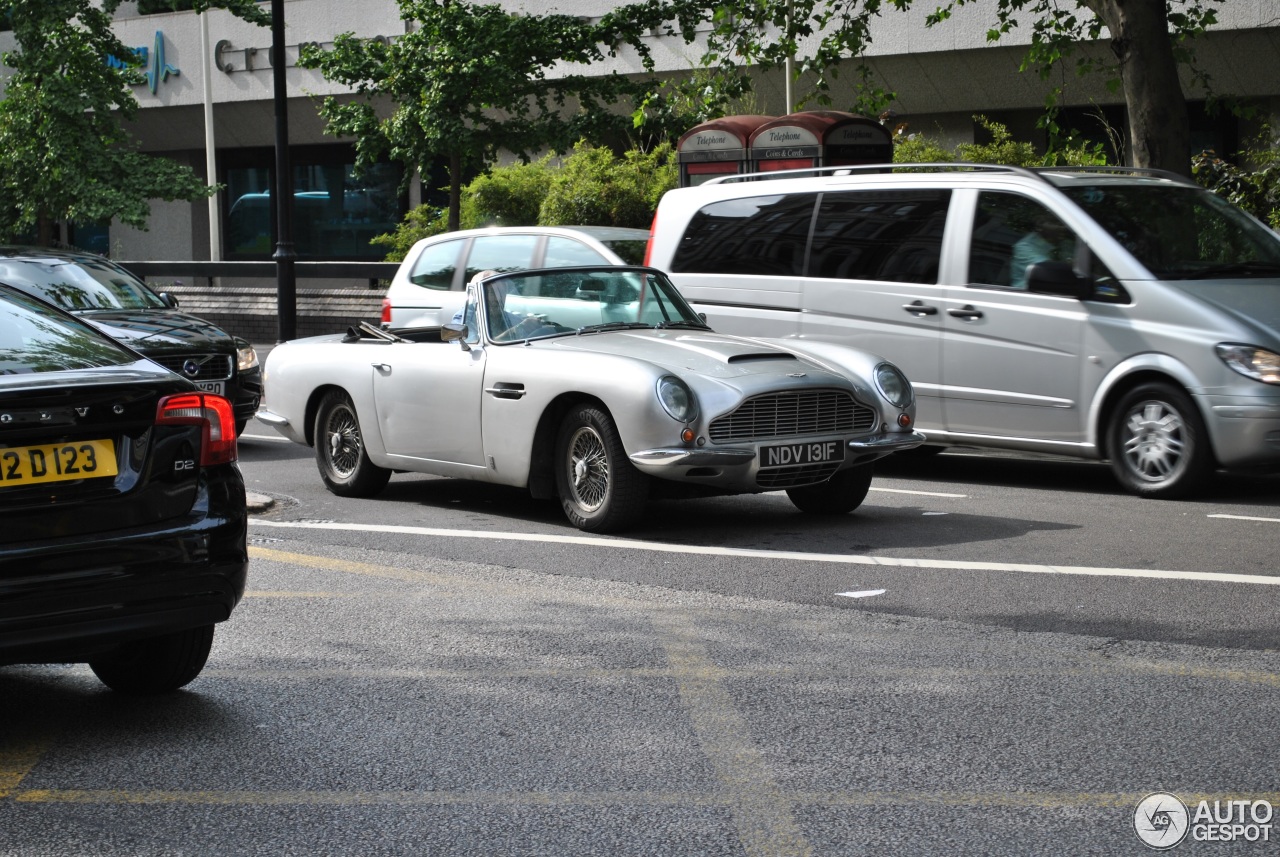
314 390 391 497
786 464 874 514
555 404 649 533
89 625 215 695
1107 382 1213 499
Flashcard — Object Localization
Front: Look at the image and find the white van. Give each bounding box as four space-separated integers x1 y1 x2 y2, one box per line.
382 226 649 329
645 164 1280 498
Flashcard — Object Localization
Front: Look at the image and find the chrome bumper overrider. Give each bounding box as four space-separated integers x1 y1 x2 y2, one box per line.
630 432 927 469
254 408 289 427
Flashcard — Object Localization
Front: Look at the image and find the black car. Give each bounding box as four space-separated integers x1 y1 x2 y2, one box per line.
0 283 248 694
0 246 262 433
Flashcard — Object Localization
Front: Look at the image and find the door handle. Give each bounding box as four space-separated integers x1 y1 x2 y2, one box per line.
485 384 526 400
371 363 391 372
948 305 984 320
902 301 938 316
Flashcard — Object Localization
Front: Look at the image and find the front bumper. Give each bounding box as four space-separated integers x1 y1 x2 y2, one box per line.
630 431 926 490
1202 391 1280 470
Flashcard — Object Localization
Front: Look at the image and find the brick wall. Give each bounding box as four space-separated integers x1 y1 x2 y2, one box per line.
164 284 384 344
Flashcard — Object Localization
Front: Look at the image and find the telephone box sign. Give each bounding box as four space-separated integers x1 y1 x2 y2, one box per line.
677 115 774 186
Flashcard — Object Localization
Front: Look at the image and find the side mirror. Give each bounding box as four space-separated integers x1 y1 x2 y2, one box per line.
1025 261 1092 300
158 291 179 308
441 322 471 351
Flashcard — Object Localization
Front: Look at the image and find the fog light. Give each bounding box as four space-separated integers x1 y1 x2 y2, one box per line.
897 413 912 428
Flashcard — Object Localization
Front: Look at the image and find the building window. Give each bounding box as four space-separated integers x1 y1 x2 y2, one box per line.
222 145 407 261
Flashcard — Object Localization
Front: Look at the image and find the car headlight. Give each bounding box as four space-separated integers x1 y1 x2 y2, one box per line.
237 343 259 371
657 375 697 422
1217 344 1280 385
874 362 914 409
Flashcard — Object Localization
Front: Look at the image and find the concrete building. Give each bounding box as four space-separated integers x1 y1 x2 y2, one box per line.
2 0 1278 265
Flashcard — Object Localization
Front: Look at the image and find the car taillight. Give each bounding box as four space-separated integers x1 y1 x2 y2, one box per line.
380 297 392 325
156 393 238 466
643 210 657 266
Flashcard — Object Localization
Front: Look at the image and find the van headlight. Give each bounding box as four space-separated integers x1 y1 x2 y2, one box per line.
657 376 697 422
874 362 914 408
1216 344 1280 385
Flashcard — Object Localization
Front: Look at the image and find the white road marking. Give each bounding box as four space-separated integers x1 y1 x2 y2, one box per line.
871 487 967 498
1209 514 1280 524
837 590 886 599
249 520 1280 586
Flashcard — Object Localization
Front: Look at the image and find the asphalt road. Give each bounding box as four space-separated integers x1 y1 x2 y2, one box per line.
2 426 1277 855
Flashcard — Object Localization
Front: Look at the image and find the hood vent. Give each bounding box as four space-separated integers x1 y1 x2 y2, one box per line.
726 353 801 365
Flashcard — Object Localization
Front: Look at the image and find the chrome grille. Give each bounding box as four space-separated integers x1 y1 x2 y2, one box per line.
152 353 234 382
709 390 875 442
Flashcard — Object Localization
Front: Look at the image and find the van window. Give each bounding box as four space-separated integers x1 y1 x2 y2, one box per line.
970 192 1078 290
408 239 463 290
808 190 950 284
671 194 816 276
465 235 539 282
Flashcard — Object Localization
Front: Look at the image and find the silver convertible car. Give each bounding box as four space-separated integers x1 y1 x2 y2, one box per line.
257 266 925 532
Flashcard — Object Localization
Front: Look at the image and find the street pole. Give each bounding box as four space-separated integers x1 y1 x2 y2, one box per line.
200 10 221 264
270 0 297 342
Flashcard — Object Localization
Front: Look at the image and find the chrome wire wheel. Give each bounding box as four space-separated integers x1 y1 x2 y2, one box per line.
1119 399 1187 484
554 404 648 533
565 425 610 512
323 403 363 480
313 390 390 497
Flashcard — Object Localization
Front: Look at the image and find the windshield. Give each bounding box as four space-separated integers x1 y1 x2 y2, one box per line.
0 256 167 311
480 267 709 343
1061 184 1280 280
0 288 135 374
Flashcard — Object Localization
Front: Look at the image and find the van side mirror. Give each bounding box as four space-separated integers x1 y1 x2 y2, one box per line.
1025 261 1092 300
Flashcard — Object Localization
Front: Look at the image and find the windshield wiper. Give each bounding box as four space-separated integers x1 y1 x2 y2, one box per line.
1182 261 1280 280
575 322 653 335
654 320 711 330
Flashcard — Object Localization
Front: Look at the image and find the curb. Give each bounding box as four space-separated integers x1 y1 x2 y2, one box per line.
246 491 276 513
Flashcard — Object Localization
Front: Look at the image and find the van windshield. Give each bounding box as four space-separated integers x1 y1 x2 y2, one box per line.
1061 184 1280 280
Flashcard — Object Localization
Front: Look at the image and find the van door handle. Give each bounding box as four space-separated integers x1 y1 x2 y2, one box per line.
902 301 938 316
948 305 984 320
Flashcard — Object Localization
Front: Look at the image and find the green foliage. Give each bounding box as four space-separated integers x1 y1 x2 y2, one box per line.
0 0 269 244
891 117 1108 168
540 142 676 229
299 0 667 232
1192 134 1280 230
371 144 677 260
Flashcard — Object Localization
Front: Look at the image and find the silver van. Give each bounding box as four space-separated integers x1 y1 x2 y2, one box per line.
645 164 1280 498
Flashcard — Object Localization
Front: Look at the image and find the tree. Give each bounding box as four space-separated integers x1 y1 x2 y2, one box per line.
0 0 269 246
619 0 1223 176
298 0 664 232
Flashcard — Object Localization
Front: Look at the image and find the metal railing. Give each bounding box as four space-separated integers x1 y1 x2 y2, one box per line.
119 260 400 286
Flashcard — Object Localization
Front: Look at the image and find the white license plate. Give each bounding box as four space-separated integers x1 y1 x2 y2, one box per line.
761 440 844 467
194 380 225 396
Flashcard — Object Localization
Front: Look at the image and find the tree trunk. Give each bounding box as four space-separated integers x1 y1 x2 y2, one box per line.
1088 0 1190 175
447 152 462 232
36 211 55 247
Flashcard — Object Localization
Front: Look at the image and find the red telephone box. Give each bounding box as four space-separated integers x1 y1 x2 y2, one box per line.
677 115 774 187
749 110 892 174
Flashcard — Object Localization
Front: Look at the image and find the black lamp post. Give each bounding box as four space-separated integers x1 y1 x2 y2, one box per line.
270 0 296 342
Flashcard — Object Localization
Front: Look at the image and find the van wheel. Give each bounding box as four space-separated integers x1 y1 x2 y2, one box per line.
555 405 649 533
787 464 874 514
314 390 391 497
1107 383 1213 499
89 625 215 695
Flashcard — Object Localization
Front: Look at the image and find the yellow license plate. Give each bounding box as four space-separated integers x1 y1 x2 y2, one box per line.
0 439 118 488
